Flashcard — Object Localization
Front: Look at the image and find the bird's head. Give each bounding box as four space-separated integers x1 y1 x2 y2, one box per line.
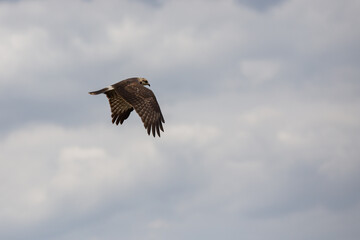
139 77 150 87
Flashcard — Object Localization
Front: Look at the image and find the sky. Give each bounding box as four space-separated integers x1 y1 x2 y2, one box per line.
0 0 360 239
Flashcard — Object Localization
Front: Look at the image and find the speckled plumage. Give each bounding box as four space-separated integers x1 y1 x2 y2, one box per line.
89 77 165 137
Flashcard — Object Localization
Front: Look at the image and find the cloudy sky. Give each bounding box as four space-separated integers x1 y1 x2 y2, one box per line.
1 0 360 239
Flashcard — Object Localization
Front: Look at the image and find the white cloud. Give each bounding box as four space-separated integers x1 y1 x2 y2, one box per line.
240 60 281 85
0 124 167 228
0 27 50 80
0 0 360 239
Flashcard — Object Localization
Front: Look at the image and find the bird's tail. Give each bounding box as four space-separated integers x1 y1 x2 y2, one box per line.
89 86 113 95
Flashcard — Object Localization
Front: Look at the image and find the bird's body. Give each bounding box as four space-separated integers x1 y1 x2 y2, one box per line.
89 77 165 137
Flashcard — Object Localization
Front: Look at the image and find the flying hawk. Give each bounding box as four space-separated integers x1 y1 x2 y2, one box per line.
89 77 165 137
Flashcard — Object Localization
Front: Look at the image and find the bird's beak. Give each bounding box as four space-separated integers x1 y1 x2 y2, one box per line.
145 83 150 87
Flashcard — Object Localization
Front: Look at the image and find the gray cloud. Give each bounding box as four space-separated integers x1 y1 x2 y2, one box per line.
0 0 360 239
0 0 20 3
236 0 286 11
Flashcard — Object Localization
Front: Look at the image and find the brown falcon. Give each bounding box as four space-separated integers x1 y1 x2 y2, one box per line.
89 77 165 137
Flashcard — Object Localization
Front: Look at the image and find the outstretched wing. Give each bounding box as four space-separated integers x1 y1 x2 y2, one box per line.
118 84 165 137
105 90 134 125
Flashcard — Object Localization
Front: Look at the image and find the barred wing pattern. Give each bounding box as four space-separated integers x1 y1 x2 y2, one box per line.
119 85 165 137
105 90 133 125
89 77 165 137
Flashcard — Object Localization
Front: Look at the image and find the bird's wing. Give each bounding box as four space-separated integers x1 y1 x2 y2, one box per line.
105 90 134 125
118 84 165 137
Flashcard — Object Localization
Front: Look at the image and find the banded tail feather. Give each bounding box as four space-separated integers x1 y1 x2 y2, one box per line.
88 86 114 95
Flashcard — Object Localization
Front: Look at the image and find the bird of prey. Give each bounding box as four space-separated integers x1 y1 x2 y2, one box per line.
89 77 165 137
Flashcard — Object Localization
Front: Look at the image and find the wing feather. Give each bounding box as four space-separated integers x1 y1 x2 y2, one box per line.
105 90 133 125
117 83 165 137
